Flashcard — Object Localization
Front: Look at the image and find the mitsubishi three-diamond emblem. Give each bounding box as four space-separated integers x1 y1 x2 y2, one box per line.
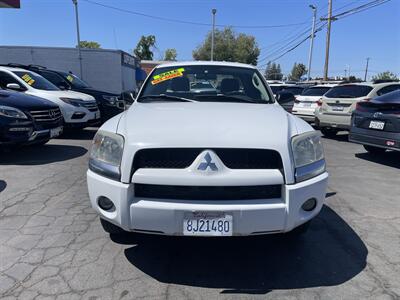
197 152 218 171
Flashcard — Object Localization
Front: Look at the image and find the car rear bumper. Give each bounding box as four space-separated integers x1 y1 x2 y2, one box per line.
349 127 400 151
87 170 329 236
315 111 351 129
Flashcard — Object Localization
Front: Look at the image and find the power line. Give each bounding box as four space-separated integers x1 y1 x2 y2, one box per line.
81 0 308 29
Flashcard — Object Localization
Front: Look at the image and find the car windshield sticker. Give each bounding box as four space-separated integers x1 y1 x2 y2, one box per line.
21 74 35 86
151 68 185 85
66 75 74 82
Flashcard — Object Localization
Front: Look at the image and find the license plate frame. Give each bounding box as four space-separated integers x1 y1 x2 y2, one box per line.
183 212 233 236
332 106 344 111
369 120 385 130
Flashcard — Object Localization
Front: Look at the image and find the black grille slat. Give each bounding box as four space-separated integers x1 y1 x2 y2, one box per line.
132 148 283 174
135 184 282 200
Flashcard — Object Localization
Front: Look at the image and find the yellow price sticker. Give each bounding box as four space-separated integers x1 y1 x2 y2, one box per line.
21 74 35 86
151 68 185 85
66 75 74 82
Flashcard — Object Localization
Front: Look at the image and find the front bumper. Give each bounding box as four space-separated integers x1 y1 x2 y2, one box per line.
62 107 101 125
87 170 329 236
349 126 400 151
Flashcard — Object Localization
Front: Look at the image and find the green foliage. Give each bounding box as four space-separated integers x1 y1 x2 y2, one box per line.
164 48 177 61
77 40 101 49
289 63 307 81
134 35 156 60
264 62 283 80
192 27 260 65
372 71 399 81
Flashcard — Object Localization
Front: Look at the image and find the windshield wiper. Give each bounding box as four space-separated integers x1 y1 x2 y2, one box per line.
194 94 266 104
137 94 196 103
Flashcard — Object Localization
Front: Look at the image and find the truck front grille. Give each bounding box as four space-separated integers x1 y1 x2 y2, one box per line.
134 184 282 200
132 148 283 174
29 108 62 123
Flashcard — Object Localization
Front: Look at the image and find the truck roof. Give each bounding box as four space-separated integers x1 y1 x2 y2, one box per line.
154 61 258 70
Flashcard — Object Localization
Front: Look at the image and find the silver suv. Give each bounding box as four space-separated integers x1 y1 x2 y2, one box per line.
315 81 400 137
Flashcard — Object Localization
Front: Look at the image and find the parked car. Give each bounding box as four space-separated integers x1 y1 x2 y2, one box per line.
87 61 328 237
281 85 306 97
0 66 100 129
349 90 400 154
276 90 296 112
292 84 335 122
0 87 63 147
315 81 400 137
5 64 124 122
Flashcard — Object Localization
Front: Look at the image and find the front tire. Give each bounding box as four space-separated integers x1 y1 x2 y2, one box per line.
363 145 386 155
320 128 338 138
31 139 50 146
100 218 125 235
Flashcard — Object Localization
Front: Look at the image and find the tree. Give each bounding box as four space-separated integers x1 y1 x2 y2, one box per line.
134 35 156 60
264 62 283 80
289 63 307 81
372 71 399 81
192 27 260 65
164 48 177 61
77 40 101 49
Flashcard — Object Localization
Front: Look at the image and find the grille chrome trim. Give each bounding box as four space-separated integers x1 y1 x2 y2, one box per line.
29 108 62 122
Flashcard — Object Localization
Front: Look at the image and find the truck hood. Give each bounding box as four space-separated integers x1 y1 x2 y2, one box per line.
117 102 301 149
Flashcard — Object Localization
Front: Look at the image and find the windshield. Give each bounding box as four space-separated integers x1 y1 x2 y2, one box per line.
139 65 272 104
325 85 373 98
60 72 90 88
14 71 59 91
302 86 331 96
269 85 286 94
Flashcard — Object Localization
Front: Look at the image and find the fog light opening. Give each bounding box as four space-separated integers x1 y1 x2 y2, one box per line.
97 196 115 211
302 198 317 212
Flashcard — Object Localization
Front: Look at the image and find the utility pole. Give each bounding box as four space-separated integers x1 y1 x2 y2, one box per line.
364 57 370 81
72 0 83 79
307 4 317 81
211 8 217 61
321 0 336 81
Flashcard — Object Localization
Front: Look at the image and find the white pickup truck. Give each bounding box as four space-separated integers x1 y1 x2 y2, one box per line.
87 61 328 237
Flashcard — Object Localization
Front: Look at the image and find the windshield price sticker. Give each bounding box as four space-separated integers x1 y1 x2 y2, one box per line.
21 74 35 86
66 75 74 82
151 68 185 85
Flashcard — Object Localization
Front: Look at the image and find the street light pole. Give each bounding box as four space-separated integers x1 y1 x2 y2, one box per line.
72 0 83 79
364 57 370 81
307 4 317 81
211 8 217 61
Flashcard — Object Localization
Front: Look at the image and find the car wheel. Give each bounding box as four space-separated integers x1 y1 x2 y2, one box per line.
100 218 126 235
363 145 386 155
320 128 338 138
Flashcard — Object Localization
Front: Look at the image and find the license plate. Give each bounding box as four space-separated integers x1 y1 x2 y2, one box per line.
332 106 344 111
369 120 385 130
303 102 311 107
183 212 233 236
50 126 63 138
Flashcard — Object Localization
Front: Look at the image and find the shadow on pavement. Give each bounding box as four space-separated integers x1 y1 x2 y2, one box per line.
321 132 349 142
58 128 98 140
355 151 400 169
115 205 367 294
0 180 6 193
0 144 87 165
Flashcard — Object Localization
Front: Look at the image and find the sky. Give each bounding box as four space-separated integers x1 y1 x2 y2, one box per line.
0 0 399 80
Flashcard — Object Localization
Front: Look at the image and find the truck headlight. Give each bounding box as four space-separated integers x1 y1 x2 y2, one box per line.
0 105 28 119
89 131 124 180
291 131 326 182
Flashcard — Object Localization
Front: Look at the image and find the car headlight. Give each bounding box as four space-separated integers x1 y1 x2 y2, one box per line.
89 131 124 180
0 105 28 119
60 97 85 107
102 95 119 106
291 131 326 182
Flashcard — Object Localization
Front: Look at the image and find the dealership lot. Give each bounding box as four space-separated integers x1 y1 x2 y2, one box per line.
0 129 399 299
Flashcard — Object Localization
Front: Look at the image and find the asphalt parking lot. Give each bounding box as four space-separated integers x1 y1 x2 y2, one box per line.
1 129 399 300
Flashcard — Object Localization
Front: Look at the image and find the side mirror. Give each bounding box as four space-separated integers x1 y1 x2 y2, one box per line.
6 83 24 91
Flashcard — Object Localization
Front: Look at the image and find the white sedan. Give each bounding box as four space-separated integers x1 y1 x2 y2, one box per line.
87 61 328 237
